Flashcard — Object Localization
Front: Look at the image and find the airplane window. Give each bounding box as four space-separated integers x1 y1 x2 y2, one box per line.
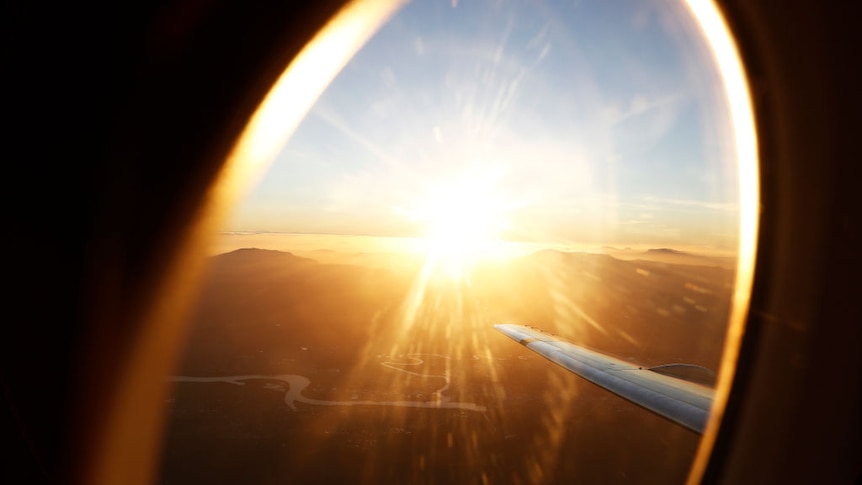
161 0 756 483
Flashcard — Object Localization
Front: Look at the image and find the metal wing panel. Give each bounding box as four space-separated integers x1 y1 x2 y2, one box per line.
494 323 714 434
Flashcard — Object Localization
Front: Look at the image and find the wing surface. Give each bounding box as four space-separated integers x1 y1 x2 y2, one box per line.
494 323 714 434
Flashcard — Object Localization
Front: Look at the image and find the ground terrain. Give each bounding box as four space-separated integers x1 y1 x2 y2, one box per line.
159 247 734 485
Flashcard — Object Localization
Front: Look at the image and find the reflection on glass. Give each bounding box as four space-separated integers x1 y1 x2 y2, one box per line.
162 1 745 484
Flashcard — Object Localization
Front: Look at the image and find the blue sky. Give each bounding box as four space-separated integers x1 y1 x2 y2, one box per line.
224 0 738 251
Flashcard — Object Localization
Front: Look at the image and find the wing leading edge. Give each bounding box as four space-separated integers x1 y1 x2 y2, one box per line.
494 323 714 434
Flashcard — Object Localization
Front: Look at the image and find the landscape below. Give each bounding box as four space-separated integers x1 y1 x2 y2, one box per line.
160 245 734 485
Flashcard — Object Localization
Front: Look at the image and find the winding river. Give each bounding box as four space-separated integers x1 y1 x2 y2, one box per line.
170 354 486 412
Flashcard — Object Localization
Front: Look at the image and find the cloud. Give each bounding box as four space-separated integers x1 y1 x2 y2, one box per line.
606 92 686 126
642 195 737 212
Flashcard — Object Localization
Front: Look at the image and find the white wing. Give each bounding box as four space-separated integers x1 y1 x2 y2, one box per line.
494 323 714 434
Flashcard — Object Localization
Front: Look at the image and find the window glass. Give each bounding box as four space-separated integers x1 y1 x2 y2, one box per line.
163 1 745 483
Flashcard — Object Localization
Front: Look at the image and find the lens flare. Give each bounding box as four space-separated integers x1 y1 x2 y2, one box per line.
399 169 517 280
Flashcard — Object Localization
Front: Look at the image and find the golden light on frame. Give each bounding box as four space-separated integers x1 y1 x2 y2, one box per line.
87 2 407 484
119 0 762 483
212 0 408 224
681 0 759 483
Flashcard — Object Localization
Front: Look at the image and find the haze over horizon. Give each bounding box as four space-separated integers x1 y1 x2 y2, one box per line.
220 0 740 254
209 231 740 266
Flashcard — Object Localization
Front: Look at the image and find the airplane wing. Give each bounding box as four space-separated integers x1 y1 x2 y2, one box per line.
494 323 714 434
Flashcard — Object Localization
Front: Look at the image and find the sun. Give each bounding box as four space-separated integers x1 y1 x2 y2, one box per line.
402 171 514 269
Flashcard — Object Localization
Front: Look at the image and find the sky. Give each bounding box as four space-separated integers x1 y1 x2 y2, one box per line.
222 0 739 252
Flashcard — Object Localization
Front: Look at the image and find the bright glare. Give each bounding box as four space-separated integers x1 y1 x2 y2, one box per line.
402 170 514 270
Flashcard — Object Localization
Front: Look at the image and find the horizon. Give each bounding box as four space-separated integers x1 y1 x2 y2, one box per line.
208 232 739 271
